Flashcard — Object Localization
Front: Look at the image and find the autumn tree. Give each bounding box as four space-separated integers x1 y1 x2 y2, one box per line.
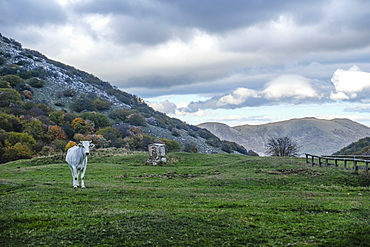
46 125 67 141
265 136 300 157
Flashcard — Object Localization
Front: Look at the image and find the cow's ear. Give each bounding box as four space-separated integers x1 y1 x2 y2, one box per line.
78 142 83 147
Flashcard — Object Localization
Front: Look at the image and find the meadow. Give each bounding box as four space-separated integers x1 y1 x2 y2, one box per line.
1 149 370 246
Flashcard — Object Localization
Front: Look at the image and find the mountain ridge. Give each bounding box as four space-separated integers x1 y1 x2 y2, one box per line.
198 117 370 155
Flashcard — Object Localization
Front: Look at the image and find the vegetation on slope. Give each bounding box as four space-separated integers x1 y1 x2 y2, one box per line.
1 152 370 246
0 34 255 163
333 137 370 155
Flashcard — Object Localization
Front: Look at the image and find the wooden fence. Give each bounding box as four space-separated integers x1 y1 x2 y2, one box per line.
305 153 370 175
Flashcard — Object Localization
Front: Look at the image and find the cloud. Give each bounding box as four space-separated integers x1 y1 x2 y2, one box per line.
330 65 370 100
148 100 177 114
263 74 318 99
217 88 260 107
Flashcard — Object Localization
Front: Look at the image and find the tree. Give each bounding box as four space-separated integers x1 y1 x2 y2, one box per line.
266 136 300 157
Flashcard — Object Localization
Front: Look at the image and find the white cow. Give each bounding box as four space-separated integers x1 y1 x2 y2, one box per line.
65 141 95 188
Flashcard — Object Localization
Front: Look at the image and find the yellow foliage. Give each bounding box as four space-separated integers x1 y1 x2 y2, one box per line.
65 141 77 151
71 118 84 128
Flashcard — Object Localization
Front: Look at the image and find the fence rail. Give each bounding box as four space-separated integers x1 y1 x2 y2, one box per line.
305 153 370 175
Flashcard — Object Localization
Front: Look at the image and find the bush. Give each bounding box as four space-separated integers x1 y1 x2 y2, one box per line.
39 146 56 156
47 125 67 141
161 138 180 151
28 78 46 88
1 75 24 87
0 88 22 107
127 113 146 126
0 79 11 88
5 132 36 148
93 98 111 111
22 120 47 141
65 141 77 151
2 143 33 163
108 109 133 123
78 112 111 129
183 142 198 153
49 110 65 125
171 129 181 137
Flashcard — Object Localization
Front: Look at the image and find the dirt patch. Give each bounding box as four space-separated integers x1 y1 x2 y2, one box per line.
256 168 322 176
137 172 199 179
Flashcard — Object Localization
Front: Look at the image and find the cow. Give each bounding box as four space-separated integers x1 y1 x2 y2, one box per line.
65 141 95 188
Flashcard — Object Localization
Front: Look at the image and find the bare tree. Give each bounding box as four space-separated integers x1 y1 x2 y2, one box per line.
266 136 300 157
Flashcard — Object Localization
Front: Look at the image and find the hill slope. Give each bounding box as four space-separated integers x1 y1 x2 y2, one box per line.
198 117 370 155
0 34 252 162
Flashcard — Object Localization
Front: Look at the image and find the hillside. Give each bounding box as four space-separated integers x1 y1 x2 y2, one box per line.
198 117 370 155
0 34 253 163
333 137 370 155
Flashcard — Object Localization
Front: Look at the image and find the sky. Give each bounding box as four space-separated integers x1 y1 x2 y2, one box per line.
1 0 370 127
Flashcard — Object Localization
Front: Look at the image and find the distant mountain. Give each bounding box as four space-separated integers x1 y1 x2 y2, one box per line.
198 117 370 155
0 34 253 162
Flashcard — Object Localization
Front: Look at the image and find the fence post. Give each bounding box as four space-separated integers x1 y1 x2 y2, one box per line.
311 155 315 166
366 162 369 176
325 158 329 166
354 160 358 174
344 160 347 169
318 157 322 166
334 159 338 167
306 154 309 164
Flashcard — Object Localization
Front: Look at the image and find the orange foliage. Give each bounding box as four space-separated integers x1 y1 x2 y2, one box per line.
65 141 77 151
47 125 67 140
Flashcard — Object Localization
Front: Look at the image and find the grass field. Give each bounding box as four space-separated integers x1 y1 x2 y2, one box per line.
1 150 370 246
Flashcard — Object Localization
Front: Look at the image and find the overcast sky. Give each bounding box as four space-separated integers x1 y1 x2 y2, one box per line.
1 0 370 127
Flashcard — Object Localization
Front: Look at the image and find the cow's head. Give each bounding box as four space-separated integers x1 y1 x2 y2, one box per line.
78 141 95 155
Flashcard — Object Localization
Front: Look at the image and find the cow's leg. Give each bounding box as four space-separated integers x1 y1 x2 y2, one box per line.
80 167 86 188
71 166 78 188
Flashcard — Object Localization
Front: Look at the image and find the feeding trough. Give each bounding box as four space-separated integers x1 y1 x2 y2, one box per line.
147 143 167 165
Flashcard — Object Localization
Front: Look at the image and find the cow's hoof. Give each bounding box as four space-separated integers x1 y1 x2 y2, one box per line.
82 186 86 188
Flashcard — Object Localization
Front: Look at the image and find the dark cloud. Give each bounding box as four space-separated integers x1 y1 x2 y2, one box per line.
0 0 66 27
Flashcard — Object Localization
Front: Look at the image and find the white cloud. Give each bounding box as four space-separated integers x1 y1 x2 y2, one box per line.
330 65 370 100
148 100 177 114
263 74 317 99
217 88 260 106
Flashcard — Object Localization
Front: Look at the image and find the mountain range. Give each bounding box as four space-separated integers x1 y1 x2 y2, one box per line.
198 117 370 155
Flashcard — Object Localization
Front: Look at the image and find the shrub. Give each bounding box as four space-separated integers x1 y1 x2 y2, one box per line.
78 112 110 129
2 143 33 162
5 132 36 148
71 118 95 134
39 146 56 156
0 56 6 65
96 127 122 141
50 139 68 152
0 79 11 88
65 141 77 151
171 129 181 137
206 138 221 148
0 88 22 107
49 110 65 125
161 138 180 151
92 98 111 110
28 78 46 88
47 125 67 141
127 113 146 126
22 120 47 141
183 142 198 153
108 109 133 123
1 75 24 87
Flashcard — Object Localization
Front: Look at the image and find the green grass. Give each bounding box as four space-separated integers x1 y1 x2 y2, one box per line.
1 151 370 246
